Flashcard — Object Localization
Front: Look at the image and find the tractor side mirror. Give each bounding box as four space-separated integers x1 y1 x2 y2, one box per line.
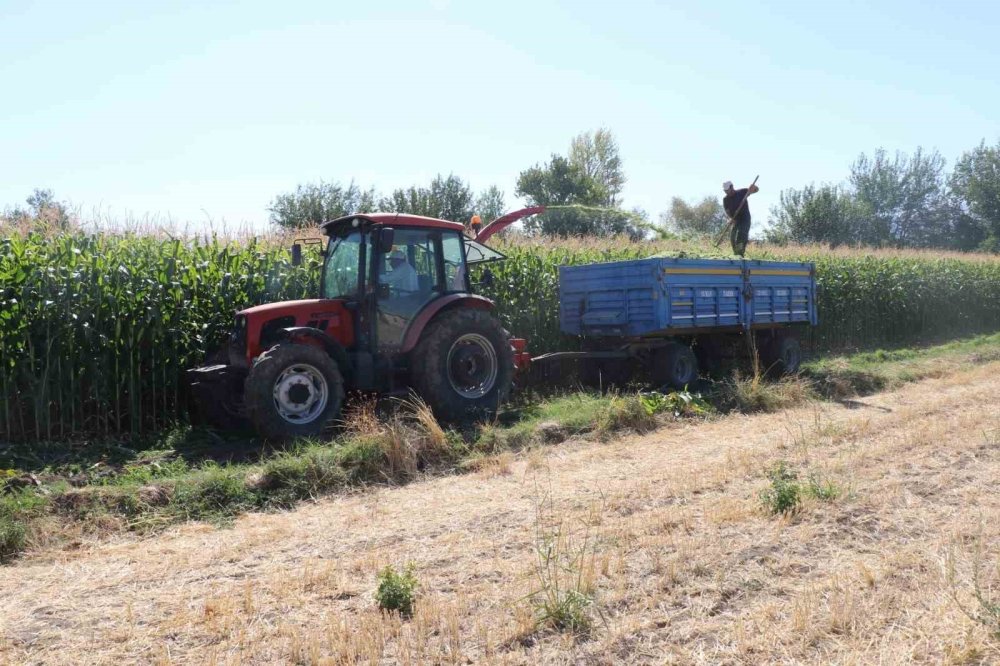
479 268 495 288
291 243 302 267
377 227 395 254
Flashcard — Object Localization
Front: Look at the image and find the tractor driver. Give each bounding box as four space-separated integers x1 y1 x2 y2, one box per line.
382 249 419 293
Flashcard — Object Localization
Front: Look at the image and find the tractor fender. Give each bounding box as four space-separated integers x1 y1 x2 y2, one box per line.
278 326 352 381
400 294 495 354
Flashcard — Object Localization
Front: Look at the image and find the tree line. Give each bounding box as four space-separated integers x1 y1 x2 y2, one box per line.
662 142 1000 253
267 129 650 240
764 142 1000 252
5 130 998 253
273 132 999 253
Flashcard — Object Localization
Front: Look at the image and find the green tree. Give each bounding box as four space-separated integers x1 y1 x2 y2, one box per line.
660 196 727 236
474 185 507 223
516 130 643 238
516 155 641 237
568 128 625 206
764 184 862 246
267 181 376 229
378 174 476 223
849 147 952 248
950 139 1000 251
2 188 73 229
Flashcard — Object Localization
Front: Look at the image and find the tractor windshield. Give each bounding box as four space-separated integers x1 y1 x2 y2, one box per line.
464 238 506 264
321 230 363 299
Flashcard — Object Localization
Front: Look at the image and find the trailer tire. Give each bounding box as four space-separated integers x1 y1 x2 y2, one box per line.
245 343 345 442
411 309 514 422
764 336 802 376
653 343 698 390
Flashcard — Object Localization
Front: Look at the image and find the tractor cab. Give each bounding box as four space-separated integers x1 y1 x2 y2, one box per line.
310 213 503 356
189 211 527 442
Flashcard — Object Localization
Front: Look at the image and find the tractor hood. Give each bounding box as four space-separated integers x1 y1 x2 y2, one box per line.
238 299 343 317
236 299 355 359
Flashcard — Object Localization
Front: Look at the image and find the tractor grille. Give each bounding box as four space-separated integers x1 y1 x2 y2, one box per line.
229 315 248 366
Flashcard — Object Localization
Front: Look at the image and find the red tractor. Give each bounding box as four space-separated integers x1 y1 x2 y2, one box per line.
187 210 535 441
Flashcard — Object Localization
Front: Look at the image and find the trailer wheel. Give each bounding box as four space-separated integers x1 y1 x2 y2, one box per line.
244 343 345 441
411 309 514 422
763 336 802 376
653 343 698 390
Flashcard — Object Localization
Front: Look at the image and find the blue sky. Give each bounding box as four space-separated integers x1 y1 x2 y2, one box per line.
2 0 998 231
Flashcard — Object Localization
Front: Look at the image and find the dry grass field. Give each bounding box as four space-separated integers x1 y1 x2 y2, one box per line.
2 362 999 665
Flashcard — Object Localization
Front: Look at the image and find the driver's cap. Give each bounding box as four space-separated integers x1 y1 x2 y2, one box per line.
722 181 734 192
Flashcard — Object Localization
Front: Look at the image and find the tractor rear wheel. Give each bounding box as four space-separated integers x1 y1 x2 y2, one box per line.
652 343 698 390
244 343 345 442
411 309 515 422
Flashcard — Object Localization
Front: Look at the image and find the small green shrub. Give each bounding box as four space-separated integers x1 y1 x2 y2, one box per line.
639 389 712 417
760 464 841 515
337 436 387 484
760 462 802 515
595 395 657 436
806 474 841 501
0 516 26 563
171 464 258 521
375 563 418 616
105 457 190 487
946 538 1000 639
258 446 346 507
0 489 48 563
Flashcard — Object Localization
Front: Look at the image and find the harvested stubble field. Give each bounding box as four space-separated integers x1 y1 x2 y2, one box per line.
2 361 998 664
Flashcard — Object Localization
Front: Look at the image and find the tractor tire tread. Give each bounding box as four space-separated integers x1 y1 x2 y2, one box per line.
244 343 345 442
411 309 515 423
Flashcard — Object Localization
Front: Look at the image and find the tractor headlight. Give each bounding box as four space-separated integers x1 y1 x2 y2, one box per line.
231 315 248 350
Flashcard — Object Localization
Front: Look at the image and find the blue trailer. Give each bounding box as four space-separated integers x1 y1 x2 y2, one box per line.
534 257 818 388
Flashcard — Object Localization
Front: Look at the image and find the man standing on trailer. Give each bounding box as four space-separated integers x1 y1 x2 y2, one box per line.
722 180 759 256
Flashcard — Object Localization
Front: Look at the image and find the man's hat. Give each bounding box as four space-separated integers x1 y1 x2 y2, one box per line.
389 249 406 260
722 181 734 192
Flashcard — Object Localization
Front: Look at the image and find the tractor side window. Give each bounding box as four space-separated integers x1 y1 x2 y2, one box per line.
376 228 441 351
442 232 467 292
321 231 362 299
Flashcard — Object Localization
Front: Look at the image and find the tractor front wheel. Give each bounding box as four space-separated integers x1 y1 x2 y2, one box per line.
245 343 345 442
411 309 515 422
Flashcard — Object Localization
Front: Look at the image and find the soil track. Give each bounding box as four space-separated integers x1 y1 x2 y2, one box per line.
2 363 1000 664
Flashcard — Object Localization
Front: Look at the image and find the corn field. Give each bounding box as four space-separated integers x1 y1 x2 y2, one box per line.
481 240 1000 353
1 231 998 441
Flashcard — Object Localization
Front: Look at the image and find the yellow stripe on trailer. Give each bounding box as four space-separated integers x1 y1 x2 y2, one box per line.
663 268 742 275
749 269 812 276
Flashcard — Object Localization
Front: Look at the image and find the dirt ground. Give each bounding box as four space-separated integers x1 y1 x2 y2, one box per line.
2 363 999 665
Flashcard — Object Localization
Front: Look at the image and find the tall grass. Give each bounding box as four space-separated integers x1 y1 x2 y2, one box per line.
1 228 997 441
